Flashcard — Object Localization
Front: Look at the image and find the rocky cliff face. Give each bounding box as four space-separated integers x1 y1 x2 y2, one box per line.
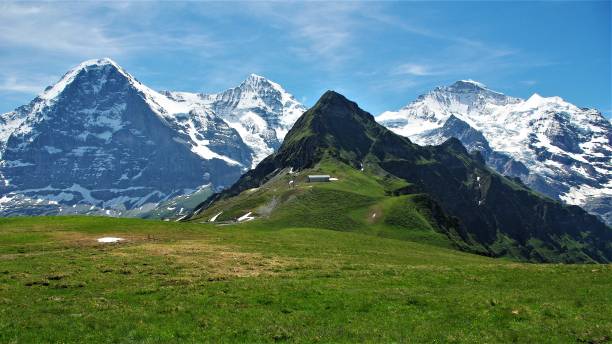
0 59 305 216
378 80 612 225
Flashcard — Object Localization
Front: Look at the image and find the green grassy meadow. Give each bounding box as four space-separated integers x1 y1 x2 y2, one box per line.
1 216 611 343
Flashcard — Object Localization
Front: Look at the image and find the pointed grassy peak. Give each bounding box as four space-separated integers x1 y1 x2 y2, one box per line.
310 90 365 117
278 91 389 170
303 90 378 129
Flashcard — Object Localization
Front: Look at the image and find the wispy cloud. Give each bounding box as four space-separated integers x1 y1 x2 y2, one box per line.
393 63 440 77
0 2 223 58
0 76 48 94
357 9 553 93
0 1 229 103
0 3 124 57
241 2 373 68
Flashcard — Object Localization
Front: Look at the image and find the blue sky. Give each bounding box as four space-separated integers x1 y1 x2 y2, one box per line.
0 1 610 117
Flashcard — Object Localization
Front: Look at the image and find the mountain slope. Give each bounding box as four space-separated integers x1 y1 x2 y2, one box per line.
378 80 612 225
0 58 249 215
0 59 306 217
190 91 612 263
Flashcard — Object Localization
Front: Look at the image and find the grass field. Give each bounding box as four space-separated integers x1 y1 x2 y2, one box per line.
1 216 611 343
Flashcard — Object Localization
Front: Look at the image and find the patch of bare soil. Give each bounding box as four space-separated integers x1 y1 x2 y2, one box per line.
136 241 292 279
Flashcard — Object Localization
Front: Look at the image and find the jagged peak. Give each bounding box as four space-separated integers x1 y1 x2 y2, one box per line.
234 73 303 109
241 73 273 88
444 80 507 96
519 93 574 112
246 73 266 81
411 79 519 108
32 58 195 119
526 92 564 104
77 57 119 69
240 73 289 94
406 80 514 109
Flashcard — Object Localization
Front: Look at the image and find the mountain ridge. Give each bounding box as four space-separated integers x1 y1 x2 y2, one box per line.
0 58 305 217
191 90 612 263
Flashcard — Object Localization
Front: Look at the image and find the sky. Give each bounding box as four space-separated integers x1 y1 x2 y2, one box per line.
0 1 610 118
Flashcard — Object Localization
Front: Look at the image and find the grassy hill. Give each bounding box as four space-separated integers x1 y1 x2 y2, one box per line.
194 158 456 250
1 216 611 343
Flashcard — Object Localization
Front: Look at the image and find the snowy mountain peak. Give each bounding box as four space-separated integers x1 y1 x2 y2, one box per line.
0 58 254 217
238 74 296 98
452 79 488 89
39 58 126 102
378 80 612 225
525 93 566 107
239 73 291 97
441 79 512 101
203 74 306 166
240 73 271 88
76 57 119 68
244 73 267 83
378 80 521 137
157 73 307 167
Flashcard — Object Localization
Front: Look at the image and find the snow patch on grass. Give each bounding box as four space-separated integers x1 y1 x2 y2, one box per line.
97 237 124 243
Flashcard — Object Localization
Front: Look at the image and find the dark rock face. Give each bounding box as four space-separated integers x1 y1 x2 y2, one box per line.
544 112 582 153
200 91 612 263
0 60 246 215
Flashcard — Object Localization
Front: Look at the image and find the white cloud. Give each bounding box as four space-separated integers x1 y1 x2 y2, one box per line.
242 2 372 67
0 77 44 94
0 3 124 57
0 2 223 58
394 64 438 76
0 2 227 104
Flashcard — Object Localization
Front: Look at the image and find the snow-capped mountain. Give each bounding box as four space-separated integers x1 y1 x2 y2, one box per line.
0 58 305 216
378 80 612 225
164 74 306 167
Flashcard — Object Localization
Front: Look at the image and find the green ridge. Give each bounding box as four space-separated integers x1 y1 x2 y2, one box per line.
191 91 612 263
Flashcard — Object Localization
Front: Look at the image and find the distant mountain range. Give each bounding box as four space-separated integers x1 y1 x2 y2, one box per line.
0 58 305 217
0 60 609 226
378 80 612 225
189 91 612 263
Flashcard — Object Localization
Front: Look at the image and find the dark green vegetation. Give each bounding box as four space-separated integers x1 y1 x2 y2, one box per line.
192 91 612 263
1 216 611 343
